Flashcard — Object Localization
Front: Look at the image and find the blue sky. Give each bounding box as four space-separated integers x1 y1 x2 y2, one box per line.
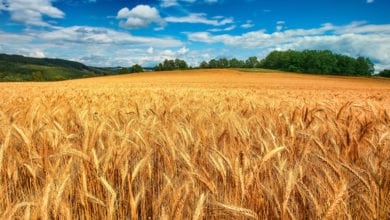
1 0 390 70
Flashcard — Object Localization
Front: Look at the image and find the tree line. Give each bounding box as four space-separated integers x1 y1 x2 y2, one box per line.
154 58 189 71
154 50 377 77
0 50 385 82
118 64 143 74
378 69 390 78
260 50 374 76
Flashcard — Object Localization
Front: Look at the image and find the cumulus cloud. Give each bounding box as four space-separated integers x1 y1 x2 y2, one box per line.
101 46 196 67
0 25 185 67
0 0 64 26
117 5 165 29
187 22 390 70
0 30 33 43
188 23 333 46
40 26 182 47
165 13 233 26
177 46 189 55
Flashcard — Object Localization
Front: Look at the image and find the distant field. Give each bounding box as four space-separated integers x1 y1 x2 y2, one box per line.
0 69 389 219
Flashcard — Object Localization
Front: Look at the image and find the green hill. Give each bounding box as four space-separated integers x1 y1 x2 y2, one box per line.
0 54 107 81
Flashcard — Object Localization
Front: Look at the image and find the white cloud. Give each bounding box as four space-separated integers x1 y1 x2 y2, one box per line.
276 21 286 32
29 50 45 58
333 21 390 34
177 46 189 55
111 47 199 67
161 0 218 7
161 49 175 57
117 5 165 29
224 25 236 31
241 20 254 29
147 47 154 54
187 22 390 71
0 0 64 26
367 0 374 3
165 13 233 26
0 30 33 44
208 25 236 32
0 26 186 67
0 12 193 68
40 26 182 47
161 0 179 7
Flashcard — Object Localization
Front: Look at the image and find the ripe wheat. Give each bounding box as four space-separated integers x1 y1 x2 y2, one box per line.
0 69 389 219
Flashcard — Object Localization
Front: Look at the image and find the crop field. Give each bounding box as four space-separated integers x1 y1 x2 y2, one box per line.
0 69 389 219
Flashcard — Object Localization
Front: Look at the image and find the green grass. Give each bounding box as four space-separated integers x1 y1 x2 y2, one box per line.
25 64 97 80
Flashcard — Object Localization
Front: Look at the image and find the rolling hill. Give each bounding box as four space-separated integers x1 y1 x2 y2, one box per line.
0 54 108 81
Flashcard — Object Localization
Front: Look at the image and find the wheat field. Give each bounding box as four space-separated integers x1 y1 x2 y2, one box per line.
0 69 389 219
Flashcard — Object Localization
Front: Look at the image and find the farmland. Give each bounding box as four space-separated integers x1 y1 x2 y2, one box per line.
0 69 389 219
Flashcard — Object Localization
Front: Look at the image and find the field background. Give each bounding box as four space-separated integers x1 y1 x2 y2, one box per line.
1 69 389 219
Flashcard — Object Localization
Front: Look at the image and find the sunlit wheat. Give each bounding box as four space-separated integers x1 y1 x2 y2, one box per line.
0 69 389 219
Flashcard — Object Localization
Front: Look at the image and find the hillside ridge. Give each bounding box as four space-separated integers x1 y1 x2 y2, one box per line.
0 53 108 81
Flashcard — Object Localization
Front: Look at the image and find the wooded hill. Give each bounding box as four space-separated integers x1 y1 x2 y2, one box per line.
0 54 106 81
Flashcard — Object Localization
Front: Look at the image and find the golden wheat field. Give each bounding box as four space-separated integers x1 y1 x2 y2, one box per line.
0 69 389 219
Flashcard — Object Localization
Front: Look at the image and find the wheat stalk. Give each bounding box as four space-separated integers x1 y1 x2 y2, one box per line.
0 70 389 219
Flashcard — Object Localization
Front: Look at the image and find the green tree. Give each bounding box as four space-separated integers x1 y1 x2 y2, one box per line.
175 59 188 69
262 51 283 69
154 59 189 71
378 69 390 77
163 59 175 70
218 58 229 68
130 64 143 73
154 63 163 71
261 49 374 76
199 61 209 68
336 55 356 75
119 67 129 74
355 57 374 76
208 59 218 68
245 56 259 68
229 58 243 68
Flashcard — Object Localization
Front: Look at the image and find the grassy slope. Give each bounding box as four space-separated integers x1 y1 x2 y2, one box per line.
0 54 106 81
